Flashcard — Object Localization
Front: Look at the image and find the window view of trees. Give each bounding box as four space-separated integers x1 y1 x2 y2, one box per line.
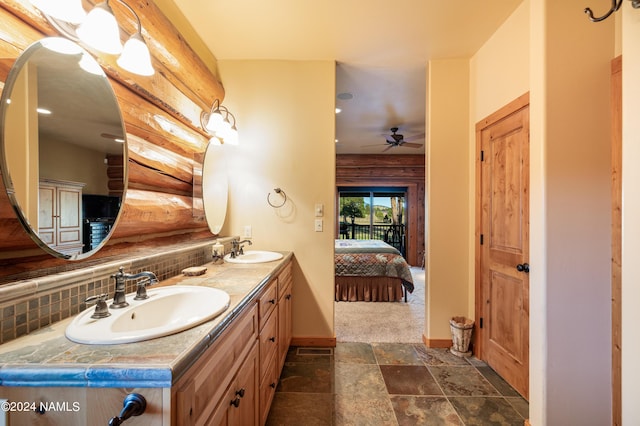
338 189 407 255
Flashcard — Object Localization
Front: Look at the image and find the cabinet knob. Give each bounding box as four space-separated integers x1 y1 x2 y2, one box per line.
269 299 276 304
270 382 276 389
269 336 276 342
235 388 245 398
230 397 240 408
286 294 292 300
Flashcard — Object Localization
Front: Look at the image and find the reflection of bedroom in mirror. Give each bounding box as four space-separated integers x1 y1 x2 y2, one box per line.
0 38 127 260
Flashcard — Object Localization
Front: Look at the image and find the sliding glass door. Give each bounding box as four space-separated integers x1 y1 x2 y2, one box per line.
338 188 407 255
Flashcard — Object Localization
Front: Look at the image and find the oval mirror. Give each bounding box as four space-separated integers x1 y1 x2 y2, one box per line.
0 37 127 260
202 142 228 234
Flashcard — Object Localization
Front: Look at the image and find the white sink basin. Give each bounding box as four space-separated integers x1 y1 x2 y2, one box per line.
65 286 230 345
224 250 284 264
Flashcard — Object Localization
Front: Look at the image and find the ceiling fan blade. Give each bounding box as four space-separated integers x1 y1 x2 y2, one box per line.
404 132 426 142
385 137 396 143
382 144 394 152
401 142 423 148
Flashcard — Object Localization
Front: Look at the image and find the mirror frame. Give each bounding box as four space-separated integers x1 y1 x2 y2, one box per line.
0 37 128 260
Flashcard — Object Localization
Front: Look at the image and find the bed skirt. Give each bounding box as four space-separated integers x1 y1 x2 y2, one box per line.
335 276 404 302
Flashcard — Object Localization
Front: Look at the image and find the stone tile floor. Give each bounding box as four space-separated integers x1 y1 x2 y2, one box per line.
266 342 529 426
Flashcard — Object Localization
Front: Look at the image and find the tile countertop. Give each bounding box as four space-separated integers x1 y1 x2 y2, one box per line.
0 252 292 389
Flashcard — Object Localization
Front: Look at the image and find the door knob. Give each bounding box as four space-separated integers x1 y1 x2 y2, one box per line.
516 263 530 273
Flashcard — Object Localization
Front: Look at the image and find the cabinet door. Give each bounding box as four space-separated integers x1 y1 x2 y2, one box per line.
38 184 56 245
228 343 259 426
56 185 82 247
277 280 293 367
206 342 259 426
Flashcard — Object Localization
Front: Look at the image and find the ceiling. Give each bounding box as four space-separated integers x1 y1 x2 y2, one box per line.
171 0 523 155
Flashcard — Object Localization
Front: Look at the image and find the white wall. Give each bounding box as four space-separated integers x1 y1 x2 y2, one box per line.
215 60 336 340
621 5 640 423
426 59 470 341
530 1 613 424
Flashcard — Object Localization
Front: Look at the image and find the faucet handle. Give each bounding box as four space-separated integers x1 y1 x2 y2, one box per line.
85 293 111 319
133 277 156 300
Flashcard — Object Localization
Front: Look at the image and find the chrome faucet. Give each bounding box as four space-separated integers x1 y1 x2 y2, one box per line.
230 239 252 258
110 266 159 308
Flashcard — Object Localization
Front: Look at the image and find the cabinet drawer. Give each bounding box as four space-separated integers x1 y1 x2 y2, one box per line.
277 262 292 300
258 281 277 330
259 310 278 376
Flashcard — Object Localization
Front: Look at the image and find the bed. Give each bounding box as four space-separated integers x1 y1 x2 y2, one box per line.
335 239 414 302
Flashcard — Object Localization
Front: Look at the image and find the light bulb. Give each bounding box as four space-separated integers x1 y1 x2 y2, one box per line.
205 110 224 132
117 33 154 76
76 2 122 54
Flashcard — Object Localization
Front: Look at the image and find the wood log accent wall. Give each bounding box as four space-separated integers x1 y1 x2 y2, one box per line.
0 0 223 281
336 154 425 266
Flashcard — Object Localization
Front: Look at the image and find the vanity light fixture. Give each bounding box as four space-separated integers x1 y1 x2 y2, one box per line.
200 99 239 145
29 0 155 76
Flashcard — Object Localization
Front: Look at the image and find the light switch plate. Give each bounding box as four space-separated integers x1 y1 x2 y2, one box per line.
243 225 252 238
315 203 324 217
314 219 323 232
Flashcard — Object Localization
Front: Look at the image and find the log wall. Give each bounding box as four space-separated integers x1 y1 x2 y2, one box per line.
0 0 223 281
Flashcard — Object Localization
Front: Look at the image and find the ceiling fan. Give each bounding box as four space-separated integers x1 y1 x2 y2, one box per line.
380 127 423 152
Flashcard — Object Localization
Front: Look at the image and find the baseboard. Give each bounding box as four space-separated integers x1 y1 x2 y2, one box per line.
422 334 452 348
291 336 337 347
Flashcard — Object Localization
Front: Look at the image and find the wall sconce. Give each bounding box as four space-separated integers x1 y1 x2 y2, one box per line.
29 0 154 76
585 0 640 22
200 99 239 145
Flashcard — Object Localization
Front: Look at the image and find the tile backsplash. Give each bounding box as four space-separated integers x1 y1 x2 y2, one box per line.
0 239 228 345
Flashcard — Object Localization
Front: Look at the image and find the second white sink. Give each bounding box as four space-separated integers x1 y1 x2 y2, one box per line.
65 286 230 345
224 250 283 264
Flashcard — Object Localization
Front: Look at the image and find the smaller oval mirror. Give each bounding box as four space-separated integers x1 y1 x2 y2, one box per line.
202 142 228 234
0 38 127 260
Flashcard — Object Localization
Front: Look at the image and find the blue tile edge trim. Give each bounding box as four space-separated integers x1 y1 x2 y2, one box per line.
0 365 172 388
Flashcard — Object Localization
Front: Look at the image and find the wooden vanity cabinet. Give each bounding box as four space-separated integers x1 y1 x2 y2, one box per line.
173 304 259 426
173 258 293 426
257 261 293 424
277 262 293 367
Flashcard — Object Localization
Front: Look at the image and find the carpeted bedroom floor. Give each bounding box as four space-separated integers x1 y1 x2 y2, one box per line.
334 267 425 343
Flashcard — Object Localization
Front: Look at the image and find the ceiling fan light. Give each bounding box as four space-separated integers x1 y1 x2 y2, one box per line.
30 0 86 24
76 2 122 54
117 33 155 76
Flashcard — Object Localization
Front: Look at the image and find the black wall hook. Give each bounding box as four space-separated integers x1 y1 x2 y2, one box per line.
584 0 640 22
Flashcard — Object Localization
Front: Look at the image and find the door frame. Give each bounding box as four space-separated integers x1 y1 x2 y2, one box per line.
474 92 530 360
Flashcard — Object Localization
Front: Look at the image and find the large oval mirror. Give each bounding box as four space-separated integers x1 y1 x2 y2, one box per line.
0 37 127 260
202 142 228 234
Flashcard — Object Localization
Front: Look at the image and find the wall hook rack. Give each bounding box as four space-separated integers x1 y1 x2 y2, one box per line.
585 0 640 22
267 188 287 208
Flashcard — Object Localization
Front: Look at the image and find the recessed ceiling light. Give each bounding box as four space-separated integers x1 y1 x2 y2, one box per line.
335 107 342 114
337 92 353 100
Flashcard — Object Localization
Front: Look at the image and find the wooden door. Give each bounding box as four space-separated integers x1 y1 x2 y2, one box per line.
476 93 530 399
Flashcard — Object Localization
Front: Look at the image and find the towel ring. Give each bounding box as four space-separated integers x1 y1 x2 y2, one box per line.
267 188 287 208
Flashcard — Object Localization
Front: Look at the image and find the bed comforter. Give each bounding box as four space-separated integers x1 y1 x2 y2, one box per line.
334 239 414 294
